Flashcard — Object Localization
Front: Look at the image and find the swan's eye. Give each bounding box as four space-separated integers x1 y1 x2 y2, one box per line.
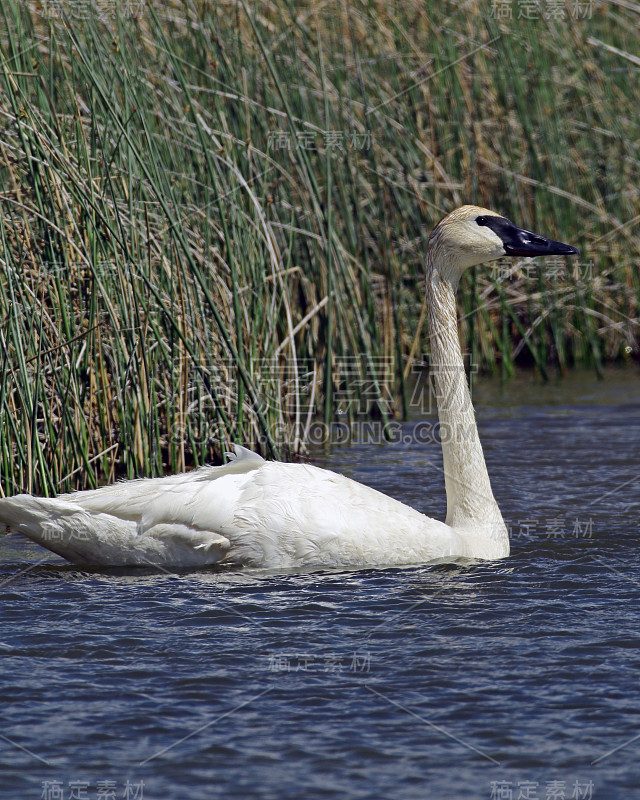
476 216 488 226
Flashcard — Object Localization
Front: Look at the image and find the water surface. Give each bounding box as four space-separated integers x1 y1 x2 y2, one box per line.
1 368 639 799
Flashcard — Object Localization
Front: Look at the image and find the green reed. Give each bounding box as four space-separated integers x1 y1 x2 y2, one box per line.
0 0 638 494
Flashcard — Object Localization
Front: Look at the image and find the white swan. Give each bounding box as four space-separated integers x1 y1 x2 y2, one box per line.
0 206 578 569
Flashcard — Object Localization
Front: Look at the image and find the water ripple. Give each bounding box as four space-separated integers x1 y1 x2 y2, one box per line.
1 373 640 798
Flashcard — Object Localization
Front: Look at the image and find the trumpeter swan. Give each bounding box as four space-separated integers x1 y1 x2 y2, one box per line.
0 206 578 569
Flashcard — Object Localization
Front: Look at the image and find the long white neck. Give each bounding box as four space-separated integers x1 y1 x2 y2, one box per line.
425 250 507 550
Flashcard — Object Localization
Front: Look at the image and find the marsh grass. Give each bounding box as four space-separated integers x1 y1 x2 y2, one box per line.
0 0 638 494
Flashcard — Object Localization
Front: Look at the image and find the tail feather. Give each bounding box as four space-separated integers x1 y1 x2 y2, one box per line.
0 495 137 564
0 495 230 567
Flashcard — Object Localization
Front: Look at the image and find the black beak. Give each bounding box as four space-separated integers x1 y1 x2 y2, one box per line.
477 215 579 258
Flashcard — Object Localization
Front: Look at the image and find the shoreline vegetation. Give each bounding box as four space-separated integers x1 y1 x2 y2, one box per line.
0 0 638 495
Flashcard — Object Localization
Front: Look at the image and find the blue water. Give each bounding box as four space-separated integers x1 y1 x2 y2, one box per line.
1 370 639 799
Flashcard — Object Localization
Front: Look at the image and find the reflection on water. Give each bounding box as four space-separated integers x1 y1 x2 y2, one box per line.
1 367 639 799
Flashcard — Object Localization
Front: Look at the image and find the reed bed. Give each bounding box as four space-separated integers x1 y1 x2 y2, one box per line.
0 0 638 494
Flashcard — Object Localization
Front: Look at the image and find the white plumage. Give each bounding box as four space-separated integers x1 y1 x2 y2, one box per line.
0 446 461 568
0 205 578 569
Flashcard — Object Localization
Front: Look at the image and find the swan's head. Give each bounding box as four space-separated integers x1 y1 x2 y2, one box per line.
428 205 579 281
